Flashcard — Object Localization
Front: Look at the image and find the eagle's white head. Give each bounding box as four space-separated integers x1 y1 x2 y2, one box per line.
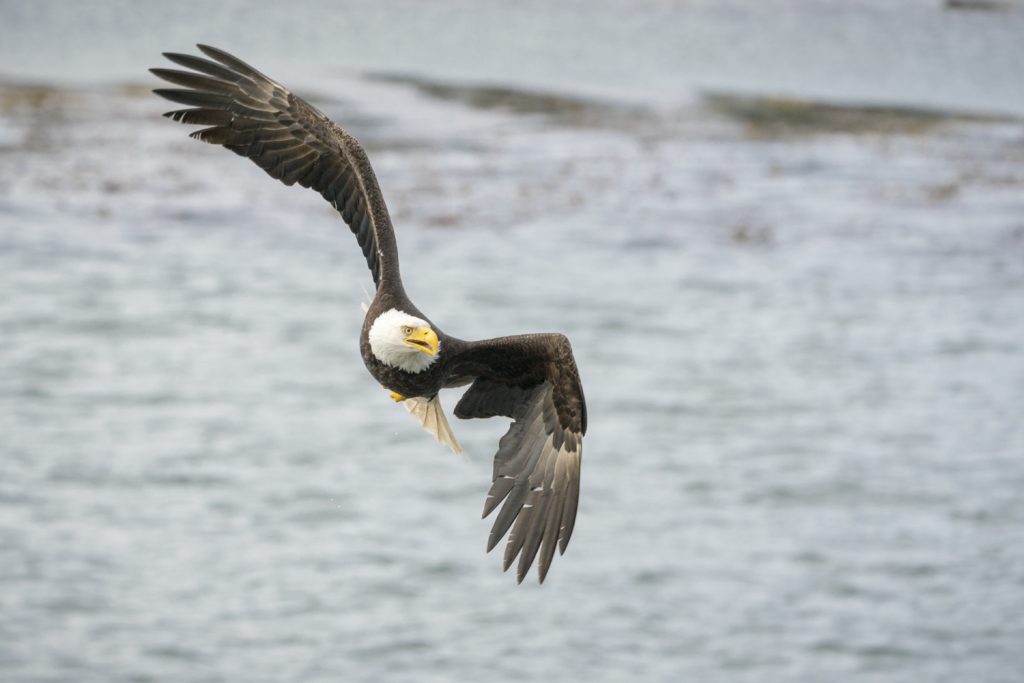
368 308 440 373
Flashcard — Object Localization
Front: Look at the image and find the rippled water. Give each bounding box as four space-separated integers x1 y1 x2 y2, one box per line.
3 4 1024 682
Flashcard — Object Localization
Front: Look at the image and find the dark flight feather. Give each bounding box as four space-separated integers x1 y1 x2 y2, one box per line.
152 45 400 288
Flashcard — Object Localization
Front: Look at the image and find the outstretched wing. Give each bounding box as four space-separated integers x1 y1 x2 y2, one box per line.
151 45 399 288
451 333 586 583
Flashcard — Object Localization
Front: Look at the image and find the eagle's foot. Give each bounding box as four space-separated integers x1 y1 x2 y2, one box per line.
389 391 406 403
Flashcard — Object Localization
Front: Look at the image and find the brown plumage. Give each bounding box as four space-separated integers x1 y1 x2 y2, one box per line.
153 45 586 583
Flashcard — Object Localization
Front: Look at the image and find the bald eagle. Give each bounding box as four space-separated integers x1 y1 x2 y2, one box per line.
152 46 586 583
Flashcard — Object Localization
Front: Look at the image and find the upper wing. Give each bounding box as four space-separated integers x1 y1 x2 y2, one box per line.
151 45 399 288
451 333 587 583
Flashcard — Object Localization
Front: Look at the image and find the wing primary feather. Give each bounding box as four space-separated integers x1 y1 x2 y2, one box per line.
162 108 232 126
162 52 245 83
196 44 273 82
504 501 536 577
558 450 581 553
481 477 514 519
537 480 564 583
487 483 530 553
149 68 238 95
189 127 233 144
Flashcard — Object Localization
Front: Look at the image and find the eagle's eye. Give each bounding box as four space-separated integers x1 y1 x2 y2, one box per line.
401 325 413 336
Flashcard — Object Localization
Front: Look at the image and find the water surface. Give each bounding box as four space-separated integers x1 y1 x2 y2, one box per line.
2 3 1024 682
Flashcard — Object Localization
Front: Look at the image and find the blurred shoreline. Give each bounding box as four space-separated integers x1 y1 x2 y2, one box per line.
1 69 1018 144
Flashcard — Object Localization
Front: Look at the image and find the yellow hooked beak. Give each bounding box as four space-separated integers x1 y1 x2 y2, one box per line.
404 326 439 357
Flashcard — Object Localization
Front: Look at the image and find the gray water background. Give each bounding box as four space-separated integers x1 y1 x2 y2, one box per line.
2 1 1024 681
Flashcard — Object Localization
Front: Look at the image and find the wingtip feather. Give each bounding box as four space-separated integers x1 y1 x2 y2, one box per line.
485 533 500 554
502 537 519 572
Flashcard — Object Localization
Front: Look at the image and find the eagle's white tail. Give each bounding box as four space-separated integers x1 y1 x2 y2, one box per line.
403 395 463 456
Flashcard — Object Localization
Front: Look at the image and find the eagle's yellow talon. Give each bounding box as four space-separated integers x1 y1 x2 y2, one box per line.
389 391 406 402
